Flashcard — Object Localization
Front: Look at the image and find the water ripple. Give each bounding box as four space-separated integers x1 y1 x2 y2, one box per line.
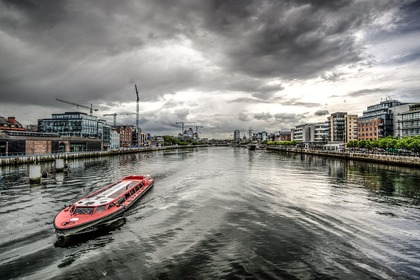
0 148 419 279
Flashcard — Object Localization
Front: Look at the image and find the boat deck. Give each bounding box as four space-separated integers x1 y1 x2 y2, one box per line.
76 180 140 207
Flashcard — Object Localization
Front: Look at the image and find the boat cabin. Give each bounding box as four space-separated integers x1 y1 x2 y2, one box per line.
69 178 145 215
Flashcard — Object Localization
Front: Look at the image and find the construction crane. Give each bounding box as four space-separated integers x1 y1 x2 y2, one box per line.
194 126 203 139
195 126 203 134
103 112 136 126
175 122 195 133
135 84 139 129
56 98 98 115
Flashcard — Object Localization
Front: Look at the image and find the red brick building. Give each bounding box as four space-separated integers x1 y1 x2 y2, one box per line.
0 116 25 131
116 125 132 147
358 118 382 141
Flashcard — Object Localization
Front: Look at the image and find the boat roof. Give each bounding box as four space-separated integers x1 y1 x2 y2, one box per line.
75 179 140 207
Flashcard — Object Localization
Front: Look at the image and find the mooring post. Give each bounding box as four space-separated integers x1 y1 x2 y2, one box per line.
29 165 41 184
56 159 64 172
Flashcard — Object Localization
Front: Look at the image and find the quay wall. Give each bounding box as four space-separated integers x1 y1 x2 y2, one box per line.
266 146 420 168
0 145 206 167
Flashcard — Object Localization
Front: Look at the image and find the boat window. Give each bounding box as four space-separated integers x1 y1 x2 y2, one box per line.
108 202 115 209
135 186 140 192
74 207 94 215
116 197 125 206
128 181 137 188
129 189 135 196
125 192 130 200
95 205 107 213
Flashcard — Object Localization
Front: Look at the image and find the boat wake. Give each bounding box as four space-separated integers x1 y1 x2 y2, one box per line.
54 217 127 248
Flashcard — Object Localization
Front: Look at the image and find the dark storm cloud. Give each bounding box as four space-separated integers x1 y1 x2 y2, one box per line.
238 111 250 122
346 88 394 97
320 71 343 82
0 0 202 108
199 0 372 79
0 0 413 104
253 112 272 121
0 0 418 137
227 97 280 104
274 113 305 123
281 99 321 107
314 109 329 116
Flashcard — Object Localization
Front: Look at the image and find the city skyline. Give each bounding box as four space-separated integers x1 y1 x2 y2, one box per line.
1 0 420 138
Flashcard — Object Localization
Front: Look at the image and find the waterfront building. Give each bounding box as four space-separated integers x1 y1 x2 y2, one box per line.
392 103 420 138
178 127 195 141
329 112 347 142
273 131 292 141
312 121 330 144
234 130 241 144
0 130 101 155
357 99 403 141
110 129 121 149
0 116 25 132
254 131 268 142
38 112 102 138
186 128 194 139
140 131 151 146
116 125 132 148
291 122 328 146
26 124 39 132
151 136 164 147
344 114 358 143
99 120 111 150
291 124 311 143
131 126 141 147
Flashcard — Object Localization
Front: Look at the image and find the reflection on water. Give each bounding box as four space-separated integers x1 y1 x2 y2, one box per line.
278 151 420 206
1 148 420 280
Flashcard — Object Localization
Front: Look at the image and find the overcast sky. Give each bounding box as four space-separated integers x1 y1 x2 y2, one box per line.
1 0 420 139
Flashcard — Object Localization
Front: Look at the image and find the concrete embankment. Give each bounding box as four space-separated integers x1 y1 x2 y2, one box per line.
0 145 206 166
266 146 420 168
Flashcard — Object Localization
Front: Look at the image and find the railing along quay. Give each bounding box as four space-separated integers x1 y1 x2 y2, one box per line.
0 145 208 166
266 146 420 168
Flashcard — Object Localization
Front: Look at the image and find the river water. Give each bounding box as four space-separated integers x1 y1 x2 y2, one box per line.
0 147 419 280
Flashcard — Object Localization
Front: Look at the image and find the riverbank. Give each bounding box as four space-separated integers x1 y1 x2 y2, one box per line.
0 145 207 166
266 146 420 168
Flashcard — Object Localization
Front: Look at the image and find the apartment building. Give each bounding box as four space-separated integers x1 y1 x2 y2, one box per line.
392 103 420 138
292 113 356 145
357 99 402 141
344 114 358 143
329 112 346 142
116 125 132 148
291 122 329 144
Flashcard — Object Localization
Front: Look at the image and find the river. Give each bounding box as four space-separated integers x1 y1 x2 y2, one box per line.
0 147 419 279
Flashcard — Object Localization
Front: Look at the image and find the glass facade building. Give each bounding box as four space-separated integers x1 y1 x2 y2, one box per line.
396 104 420 137
38 112 102 138
357 99 402 140
330 112 346 142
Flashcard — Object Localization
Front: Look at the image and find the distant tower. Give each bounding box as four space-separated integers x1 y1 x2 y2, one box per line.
234 130 240 144
248 127 253 141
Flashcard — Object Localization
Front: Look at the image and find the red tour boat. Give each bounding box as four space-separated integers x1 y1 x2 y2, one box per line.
54 175 154 238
